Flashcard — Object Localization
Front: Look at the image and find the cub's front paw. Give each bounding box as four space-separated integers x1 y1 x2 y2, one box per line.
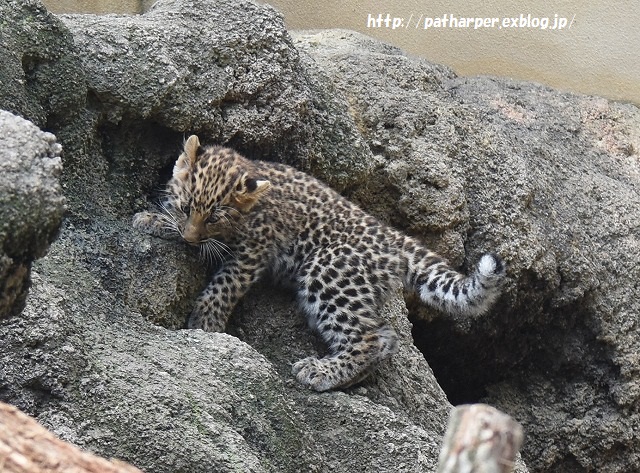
132 211 157 231
133 211 179 240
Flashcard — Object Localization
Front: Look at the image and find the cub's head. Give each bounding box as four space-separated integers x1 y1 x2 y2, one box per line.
164 135 270 246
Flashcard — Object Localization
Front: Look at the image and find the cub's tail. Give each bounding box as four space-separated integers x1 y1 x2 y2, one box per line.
403 238 506 315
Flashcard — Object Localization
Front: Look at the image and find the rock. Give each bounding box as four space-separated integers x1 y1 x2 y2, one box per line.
58 0 372 205
3 0 637 471
0 0 85 128
0 110 65 320
0 234 453 472
0 401 143 473
437 404 524 473
0 1 474 473
295 29 640 473
294 31 466 262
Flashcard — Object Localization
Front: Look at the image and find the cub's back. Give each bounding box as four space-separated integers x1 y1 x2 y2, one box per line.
251 160 366 224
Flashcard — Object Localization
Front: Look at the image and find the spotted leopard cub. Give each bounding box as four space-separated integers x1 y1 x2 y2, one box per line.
133 135 506 391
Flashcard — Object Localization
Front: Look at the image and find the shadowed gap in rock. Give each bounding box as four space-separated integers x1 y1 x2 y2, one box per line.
409 296 617 406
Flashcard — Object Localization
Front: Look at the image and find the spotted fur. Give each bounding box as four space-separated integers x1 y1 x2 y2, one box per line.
133 135 506 391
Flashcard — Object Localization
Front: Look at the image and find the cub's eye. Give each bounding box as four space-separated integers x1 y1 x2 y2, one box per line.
180 204 191 216
207 213 220 224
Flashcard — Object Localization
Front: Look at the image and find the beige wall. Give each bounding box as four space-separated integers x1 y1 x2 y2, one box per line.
43 0 639 105
265 0 639 105
44 0 154 14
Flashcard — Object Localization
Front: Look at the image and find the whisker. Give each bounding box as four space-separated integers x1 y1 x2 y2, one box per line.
216 240 232 257
212 243 223 264
218 207 242 232
213 239 230 259
198 238 233 267
154 199 186 237
219 213 234 229
200 243 214 266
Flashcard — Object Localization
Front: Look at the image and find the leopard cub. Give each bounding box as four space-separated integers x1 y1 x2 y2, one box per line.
133 135 506 391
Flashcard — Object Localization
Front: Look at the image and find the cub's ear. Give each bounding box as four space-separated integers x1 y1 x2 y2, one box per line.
232 173 271 212
173 135 202 179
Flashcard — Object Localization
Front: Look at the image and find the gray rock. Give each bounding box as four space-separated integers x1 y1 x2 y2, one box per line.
0 0 85 128
295 29 640 473
0 110 65 319
59 0 372 198
5 0 638 471
0 2 467 473
0 223 452 472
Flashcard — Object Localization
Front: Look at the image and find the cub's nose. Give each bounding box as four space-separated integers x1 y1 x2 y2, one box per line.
182 220 204 245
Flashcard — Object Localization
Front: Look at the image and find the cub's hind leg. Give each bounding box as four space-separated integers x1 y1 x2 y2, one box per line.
292 255 398 391
291 318 398 391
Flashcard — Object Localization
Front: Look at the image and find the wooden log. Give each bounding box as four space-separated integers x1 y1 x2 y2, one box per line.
0 402 143 473
437 403 524 473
